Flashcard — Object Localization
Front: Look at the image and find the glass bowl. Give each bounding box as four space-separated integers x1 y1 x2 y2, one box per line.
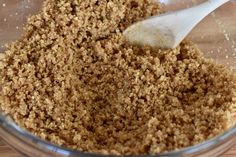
0 0 236 156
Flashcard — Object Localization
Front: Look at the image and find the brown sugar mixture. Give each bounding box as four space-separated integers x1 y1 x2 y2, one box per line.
0 0 236 155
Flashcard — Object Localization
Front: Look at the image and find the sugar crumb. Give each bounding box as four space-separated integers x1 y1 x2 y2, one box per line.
0 0 236 156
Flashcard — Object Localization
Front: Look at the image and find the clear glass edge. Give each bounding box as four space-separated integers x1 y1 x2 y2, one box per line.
1 112 236 157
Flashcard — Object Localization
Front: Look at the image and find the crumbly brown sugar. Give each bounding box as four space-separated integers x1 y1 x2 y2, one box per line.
0 0 236 155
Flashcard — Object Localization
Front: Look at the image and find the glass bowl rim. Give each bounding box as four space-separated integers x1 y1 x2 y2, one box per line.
1 113 236 157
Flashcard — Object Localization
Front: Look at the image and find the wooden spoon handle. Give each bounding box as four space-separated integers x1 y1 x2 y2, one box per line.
171 0 230 48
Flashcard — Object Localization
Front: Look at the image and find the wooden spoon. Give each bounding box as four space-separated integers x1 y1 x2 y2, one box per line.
123 0 229 49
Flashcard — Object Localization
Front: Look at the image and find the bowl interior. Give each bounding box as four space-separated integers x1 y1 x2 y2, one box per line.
0 0 43 52
0 0 236 156
1 0 236 72
161 0 236 73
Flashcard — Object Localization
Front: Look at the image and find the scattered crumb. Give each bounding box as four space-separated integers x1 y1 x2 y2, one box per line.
0 0 236 156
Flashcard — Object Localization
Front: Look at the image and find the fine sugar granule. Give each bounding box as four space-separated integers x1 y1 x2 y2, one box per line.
0 0 236 155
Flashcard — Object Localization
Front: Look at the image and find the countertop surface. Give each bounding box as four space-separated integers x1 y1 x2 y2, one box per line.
0 138 236 157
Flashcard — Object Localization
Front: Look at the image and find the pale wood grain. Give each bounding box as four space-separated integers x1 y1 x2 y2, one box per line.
0 139 21 157
222 146 236 157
